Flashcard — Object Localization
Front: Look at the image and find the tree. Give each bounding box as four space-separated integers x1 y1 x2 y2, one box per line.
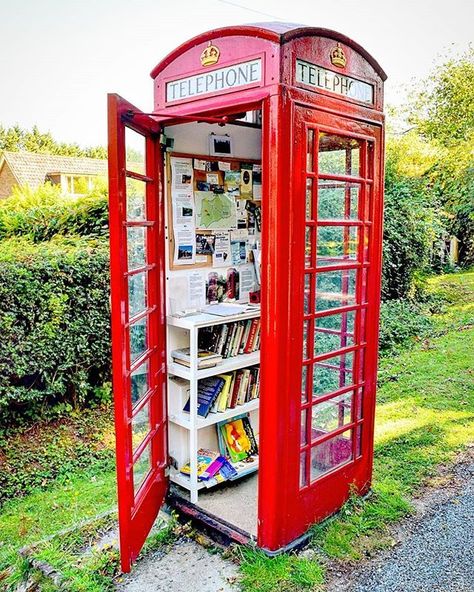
0 124 107 159
408 47 474 146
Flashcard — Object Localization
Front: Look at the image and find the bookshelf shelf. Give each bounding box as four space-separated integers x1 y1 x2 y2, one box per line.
167 310 261 503
170 455 259 492
169 397 260 429
168 351 260 380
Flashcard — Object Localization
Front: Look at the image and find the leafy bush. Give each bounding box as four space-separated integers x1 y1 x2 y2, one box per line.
0 236 111 429
0 182 109 241
382 163 441 300
379 299 433 354
0 405 114 504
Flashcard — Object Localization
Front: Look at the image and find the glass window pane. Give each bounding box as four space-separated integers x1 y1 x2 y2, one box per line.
318 134 361 177
310 430 353 481
300 451 308 488
313 353 354 397
126 178 146 221
304 274 311 315
133 443 151 495
314 311 355 356
307 129 314 172
305 226 313 268
127 227 146 270
125 127 146 175
301 408 307 445
131 360 149 406
311 391 353 438
302 320 310 361
356 425 362 457
317 181 360 220
316 269 357 312
132 404 150 453
316 226 358 267
306 178 313 219
128 272 147 319
130 317 147 362
301 364 310 403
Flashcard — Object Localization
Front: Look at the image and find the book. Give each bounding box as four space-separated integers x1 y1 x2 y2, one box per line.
180 448 220 480
198 317 260 360
171 347 222 369
183 376 225 417
219 416 254 462
216 373 234 412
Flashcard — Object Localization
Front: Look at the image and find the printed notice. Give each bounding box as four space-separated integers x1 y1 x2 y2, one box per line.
188 271 206 309
171 157 195 265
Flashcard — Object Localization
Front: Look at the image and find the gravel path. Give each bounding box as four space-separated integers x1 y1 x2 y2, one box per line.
339 457 474 592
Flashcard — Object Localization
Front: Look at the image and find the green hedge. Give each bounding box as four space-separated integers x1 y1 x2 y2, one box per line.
0 236 111 430
0 182 109 242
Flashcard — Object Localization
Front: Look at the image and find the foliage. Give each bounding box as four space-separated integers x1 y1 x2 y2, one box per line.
0 182 109 241
408 47 474 146
0 123 107 159
0 405 115 505
0 236 111 429
238 547 324 592
382 162 441 299
379 299 434 354
310 270 474 564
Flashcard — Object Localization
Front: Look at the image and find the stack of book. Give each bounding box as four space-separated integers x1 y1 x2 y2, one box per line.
182 366 260 417
179 415 259 486
171 348 222 369
199 318 261 359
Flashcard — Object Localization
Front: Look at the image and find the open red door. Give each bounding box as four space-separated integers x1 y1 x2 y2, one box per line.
108 94 168 572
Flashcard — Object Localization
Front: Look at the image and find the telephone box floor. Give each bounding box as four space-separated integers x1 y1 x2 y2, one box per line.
195 473 258 537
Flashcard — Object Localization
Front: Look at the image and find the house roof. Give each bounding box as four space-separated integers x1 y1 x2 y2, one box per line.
0 151 108 188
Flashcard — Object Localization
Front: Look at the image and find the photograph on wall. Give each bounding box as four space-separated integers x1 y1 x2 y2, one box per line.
209 133 233 157
196 233 216 255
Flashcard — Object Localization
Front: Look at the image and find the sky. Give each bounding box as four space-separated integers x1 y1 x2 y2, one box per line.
0 0 472 149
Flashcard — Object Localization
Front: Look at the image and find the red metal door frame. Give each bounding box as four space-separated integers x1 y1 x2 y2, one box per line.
108 94 168 572
258 92 384 551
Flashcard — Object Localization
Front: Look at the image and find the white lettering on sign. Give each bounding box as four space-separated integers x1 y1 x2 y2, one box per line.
166 59 262 102
295 59 374 104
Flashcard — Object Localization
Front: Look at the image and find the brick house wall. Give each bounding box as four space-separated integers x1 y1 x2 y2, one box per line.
0 161 18 199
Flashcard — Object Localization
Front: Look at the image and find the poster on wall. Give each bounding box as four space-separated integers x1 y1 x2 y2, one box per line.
171 157 196 265
195 191 237 230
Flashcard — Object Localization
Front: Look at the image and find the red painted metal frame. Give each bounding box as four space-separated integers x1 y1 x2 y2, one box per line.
108 94 168 573
108 22 385 566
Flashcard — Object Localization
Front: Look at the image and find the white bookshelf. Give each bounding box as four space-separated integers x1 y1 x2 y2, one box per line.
166 309 261 503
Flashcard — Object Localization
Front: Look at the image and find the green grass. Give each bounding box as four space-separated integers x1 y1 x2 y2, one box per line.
237 547 324 592
1 270 473 591
0 471 117 582
240 269 474 589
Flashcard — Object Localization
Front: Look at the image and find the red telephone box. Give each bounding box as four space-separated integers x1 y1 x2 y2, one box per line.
108 22 386 572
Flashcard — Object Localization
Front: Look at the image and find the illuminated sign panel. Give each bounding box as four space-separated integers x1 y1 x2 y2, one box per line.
296 59 374 104
166 58 262 102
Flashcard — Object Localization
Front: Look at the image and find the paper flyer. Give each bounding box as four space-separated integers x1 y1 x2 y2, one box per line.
238 264 256 302
171 157 195 265
212 231 231 267
188 271 206 309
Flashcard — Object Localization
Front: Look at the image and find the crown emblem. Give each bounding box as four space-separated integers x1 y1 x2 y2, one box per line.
200 41 220 67
330 43 346 68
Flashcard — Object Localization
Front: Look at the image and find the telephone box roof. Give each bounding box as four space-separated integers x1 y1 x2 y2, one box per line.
150 22 387 81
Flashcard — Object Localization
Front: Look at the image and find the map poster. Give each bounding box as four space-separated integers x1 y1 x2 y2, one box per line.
195 191 237 230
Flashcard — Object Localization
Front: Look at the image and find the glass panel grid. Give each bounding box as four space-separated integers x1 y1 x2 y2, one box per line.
133 442 151 495
300 130 373 490
310 429 353 482
318 133 361 177
317 181 361 221
316 226 359 267
313 352 354 398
